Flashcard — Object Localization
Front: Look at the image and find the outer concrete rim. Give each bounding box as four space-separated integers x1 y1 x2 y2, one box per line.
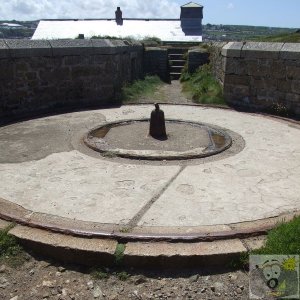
84 118 233 161
4 224 267 268
1 197 299 242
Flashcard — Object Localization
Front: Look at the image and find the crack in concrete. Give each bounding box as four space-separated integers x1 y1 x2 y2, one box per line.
125 166 186 230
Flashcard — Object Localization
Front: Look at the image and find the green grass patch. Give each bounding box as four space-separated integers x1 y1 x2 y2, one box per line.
121 76 163 102
114 243 126 266
180 64 226 105
253 217 300 256
91 267 110 280
141 36 162 46
250 32 300 43
228 217 300 270
0 225 25 266
0 225 22 257
115 271 130 281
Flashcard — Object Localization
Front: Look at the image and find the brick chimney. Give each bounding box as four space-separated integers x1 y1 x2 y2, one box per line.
115 7 123 25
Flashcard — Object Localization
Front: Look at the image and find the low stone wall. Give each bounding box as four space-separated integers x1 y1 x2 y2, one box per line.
222 42 300 116
209 42 227 86
0 39 143 120
1 39 299 119
143 47 170 83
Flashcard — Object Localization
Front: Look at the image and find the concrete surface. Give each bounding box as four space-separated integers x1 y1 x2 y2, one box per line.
0 104 299 236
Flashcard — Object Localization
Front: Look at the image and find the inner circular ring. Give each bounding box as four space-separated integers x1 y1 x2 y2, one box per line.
84 119 233 160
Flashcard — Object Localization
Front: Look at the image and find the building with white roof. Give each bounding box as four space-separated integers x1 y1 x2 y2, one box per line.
32 2 203 42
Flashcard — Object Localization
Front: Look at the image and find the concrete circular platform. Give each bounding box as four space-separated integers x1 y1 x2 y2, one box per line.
0 105 300 245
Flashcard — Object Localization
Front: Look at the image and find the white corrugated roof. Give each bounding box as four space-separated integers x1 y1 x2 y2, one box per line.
32 20 202 42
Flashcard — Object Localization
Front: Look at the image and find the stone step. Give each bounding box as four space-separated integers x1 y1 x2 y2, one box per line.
169 59 186 67
170 72 182 80
167 48 188 55
168 53 185 60
6 223 266 268
170 65 184 72
163 42 199 47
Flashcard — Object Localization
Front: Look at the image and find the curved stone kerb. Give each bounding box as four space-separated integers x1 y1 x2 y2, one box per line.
84 119 233 160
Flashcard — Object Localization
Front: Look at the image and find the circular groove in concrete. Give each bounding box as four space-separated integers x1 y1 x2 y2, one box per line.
84 119 233 160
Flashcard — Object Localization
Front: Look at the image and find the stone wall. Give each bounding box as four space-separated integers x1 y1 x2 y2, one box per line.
209 42 227 85
187 48 209 73
1 39 299 120
222 42 300 116
143 47 170 83
0 39 143 120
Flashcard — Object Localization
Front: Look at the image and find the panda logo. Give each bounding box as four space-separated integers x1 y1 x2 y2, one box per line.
260 259 281 289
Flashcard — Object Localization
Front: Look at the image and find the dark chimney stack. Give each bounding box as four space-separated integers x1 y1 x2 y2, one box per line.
115 7 123 25
180 3 203 36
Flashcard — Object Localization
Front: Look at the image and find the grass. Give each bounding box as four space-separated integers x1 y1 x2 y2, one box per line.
121 75 163 102
230 216 300 270
115 271 130 281
0 225 22 257
114 243 126 266
141 36 162 46
180 64 226 105
91 268 110 280
250 31 300 43
119 227 130 233
87 35 162 45
0 225 25 266
226 216 300 271
91 268 130 281
253 216 300 256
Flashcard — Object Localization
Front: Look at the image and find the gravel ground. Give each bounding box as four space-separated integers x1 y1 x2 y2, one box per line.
0 251 250 300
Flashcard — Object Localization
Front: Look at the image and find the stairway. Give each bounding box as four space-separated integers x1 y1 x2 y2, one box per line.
168 47 188 81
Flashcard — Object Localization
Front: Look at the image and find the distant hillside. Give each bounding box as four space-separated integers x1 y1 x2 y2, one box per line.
250 31 300 43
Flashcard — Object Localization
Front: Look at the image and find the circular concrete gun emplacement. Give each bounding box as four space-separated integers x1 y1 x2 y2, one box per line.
0 104 300 267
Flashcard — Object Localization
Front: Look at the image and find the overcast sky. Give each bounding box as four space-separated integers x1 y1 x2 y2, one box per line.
0 0 299 28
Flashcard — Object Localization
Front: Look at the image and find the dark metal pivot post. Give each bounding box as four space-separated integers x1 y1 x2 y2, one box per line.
149 103 167 139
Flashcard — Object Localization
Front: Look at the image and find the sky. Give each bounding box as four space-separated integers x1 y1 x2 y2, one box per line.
0 0 299 28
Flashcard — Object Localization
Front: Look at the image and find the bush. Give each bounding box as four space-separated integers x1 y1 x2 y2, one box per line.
141 36 162 46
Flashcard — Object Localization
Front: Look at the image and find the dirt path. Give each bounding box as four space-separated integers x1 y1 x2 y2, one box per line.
0 252 249 300
137 80 193 105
